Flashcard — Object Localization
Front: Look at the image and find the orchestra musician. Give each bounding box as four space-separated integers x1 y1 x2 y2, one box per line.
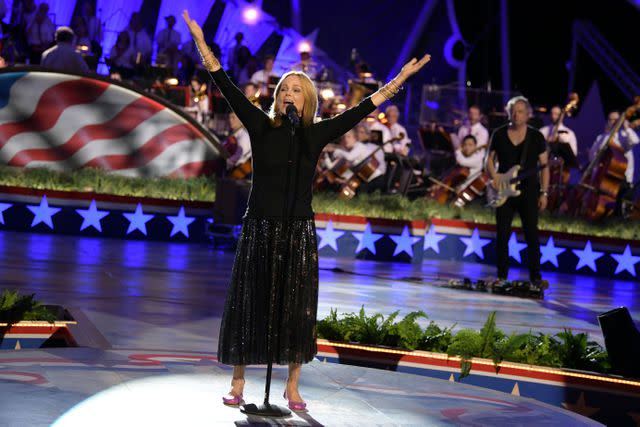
324 128 387 193
456 105 489 151
539 105 578 156
225 111 252 175
588 110 640 214
184 76 209 125
456 134 485 176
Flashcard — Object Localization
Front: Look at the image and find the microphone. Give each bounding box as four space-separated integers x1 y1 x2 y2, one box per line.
286 104 300 128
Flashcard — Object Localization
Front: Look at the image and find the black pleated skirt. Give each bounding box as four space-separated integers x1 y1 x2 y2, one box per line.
217 217 319 365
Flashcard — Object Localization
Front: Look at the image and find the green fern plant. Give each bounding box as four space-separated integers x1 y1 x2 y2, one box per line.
0 290 56 324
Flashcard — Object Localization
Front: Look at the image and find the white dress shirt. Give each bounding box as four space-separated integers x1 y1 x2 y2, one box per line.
540 123 578 156
456 122 489 150
157 28 181 53
589 129 640 183
388 122 412 154
109 45 136 68
126 29 152 62
26 17 54 47
455 148 485 176
368 121 392 151
331 141 386 181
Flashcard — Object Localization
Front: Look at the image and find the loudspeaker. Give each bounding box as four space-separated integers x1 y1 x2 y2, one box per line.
597 307 640 378
214 178 251 224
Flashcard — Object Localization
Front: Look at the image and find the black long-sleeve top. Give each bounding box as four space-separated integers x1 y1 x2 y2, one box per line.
210 68 376 219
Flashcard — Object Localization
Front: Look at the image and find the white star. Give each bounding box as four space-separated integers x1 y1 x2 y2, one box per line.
540 236 565 268
27 195 61 229
123 203 154 235
611 245 640 277
317 219 345 251
352 223 384 255
459 228 491 259
0 202 12 224
167 206 196 237
423 224 447 254
508 232 528 263
390 225 421 257
76 200 109 232
572 241 604 272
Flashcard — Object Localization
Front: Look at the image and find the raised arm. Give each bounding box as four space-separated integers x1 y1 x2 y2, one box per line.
182 10 267 132
370 54 431 107
311 53 431 146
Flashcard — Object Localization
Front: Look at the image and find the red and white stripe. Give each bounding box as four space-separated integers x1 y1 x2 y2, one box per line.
0 72 220 177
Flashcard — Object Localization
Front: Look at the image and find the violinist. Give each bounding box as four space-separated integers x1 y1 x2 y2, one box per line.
385 105 411 156
455 135 485 176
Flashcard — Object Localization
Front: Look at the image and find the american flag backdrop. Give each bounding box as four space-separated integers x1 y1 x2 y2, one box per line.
0 70 223 178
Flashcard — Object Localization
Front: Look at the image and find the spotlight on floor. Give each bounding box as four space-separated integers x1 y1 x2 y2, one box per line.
597 307 640 378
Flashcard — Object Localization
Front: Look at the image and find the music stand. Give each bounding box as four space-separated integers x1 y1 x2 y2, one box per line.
549 141 578 169
419 126 455 177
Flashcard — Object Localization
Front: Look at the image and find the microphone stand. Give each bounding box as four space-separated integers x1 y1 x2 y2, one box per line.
240 116 296 418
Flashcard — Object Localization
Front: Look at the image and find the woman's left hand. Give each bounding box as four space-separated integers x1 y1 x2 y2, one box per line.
399 54 431 79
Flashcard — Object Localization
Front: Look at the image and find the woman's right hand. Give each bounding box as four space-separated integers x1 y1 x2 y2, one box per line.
183 10 205 42
183 10 221 71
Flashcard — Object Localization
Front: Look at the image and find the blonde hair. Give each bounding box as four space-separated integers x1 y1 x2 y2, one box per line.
268 71 318 128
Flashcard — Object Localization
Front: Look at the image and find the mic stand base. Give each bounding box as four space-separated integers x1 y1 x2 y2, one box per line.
240 403 291 418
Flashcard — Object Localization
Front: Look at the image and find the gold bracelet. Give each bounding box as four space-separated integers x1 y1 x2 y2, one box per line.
196 43 219 71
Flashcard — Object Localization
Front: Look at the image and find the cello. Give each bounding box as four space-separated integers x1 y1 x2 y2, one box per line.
571 97 640 220
546 94 579 211
428 143 487 204
338 133 405 199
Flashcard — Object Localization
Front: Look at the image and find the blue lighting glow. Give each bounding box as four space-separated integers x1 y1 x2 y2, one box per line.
540 236 565 268
572 241 604 272
316 219 345 251
611 245 640 277
390 225 421 257
423 224 446 254
459 228 491 259
0 202 12 224
123 203 154 235
167 206 196 238
508 232 527 263
351 223 384 255
76 200 109 232
424 100 440 110
27 195 61 229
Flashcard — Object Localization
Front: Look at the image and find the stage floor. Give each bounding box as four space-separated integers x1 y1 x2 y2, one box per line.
1 230 630 425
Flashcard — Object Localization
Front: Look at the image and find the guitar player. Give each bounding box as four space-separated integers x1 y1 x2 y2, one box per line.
485 96 550 287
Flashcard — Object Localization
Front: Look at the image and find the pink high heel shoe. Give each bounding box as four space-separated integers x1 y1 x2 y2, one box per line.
222 392 243 406
283 389 307 411
223 379 244 406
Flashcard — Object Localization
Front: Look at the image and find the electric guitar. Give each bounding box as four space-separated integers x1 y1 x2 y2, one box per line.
487 163 547 208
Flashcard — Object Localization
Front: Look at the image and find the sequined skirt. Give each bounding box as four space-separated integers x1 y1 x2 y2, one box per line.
217 217 319 365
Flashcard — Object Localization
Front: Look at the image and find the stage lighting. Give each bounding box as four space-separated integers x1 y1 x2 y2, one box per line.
598 307 640 378
298 41 312 54
164 77 179 86
320 88 334 99
242 6 259 25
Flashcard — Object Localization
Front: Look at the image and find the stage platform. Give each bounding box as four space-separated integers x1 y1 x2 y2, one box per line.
1 230 632 425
